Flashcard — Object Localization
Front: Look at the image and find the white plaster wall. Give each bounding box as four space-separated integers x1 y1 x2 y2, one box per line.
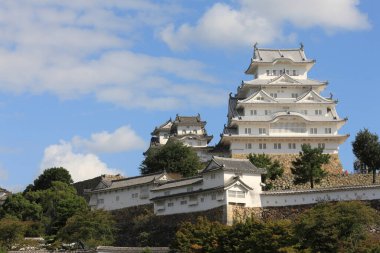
230 140 340 154
260 186 380 208
158 132 169 144
151 182 203 199
256 64 308 79
202 170 225 189
90 183 154 211
177 126 203 135
154 190 226 215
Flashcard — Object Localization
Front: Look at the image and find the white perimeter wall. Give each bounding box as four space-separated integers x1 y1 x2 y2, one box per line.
260 186 380 207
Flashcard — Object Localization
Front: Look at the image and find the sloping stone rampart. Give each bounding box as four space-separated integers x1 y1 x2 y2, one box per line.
231 153 343 174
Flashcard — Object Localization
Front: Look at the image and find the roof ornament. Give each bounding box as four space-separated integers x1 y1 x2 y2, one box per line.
329 92 333 99
300 42 304 50
253 42 258 49
229 92 233 98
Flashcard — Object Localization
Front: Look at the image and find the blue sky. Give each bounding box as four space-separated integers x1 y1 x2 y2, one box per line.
0 0 379 191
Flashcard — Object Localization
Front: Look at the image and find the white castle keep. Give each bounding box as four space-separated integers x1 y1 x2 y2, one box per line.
221 44 348 161
84 46 375 224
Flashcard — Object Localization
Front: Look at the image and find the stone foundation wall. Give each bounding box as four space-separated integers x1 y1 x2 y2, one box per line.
232 153 343 174
230 199 380 222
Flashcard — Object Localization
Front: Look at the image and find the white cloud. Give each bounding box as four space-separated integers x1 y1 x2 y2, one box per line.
40 141 121 182
72 125 145 153
161 0 370 51
0 1 225 110
41 125 146 182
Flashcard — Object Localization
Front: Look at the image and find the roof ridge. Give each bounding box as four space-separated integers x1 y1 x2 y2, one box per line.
111 171 164 182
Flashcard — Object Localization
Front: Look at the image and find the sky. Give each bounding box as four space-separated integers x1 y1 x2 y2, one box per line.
0 0 379 192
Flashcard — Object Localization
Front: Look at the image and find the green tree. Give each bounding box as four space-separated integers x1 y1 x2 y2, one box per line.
352 129 380 183
29 167 73 192
248 153 284 189
26 181 88 235
295 201 379 253
57 209 115 248
0 193 42 221
291 144 330 188
0 216 27 250
222 218 294 253
171 216 228 253
140 140 202 177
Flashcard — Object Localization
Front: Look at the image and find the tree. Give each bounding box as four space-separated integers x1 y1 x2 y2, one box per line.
57 209 115 248
294 201 379 253
291 144 330 188
171 216 228 253
26 181 88 235
0 193 42 221
140 140 202 177
0 216 27 250
248 154 284 190
222 218 295 253
352 129 380 183
29 167 73 192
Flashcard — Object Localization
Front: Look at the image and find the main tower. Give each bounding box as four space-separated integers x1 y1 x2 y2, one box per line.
220 44 349 172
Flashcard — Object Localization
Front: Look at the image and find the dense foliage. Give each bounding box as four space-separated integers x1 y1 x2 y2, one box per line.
248 153 284 189
27 167 73 192
352 129 380 183
57 209 116 248
0 167 115 249
291 144 330 188
170 201 380 253
140 140 202 177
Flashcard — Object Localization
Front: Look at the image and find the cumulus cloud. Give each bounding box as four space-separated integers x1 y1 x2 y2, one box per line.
40 141 121 182
0 1 225 110
160 0 370 51
40 125 146 182
72 125 145 153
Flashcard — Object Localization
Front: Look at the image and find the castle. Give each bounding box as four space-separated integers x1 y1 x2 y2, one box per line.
85 46 380 224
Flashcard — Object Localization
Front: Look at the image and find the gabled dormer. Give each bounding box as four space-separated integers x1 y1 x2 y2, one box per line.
296 90 335 103
237 90 278 105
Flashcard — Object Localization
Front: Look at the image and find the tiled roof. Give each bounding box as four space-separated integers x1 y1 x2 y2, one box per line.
151 176 203 191
203 156 266 174
174 114 206 126
243 76 326 86
92 172 168 192
262 184 380 195
253 48 313 63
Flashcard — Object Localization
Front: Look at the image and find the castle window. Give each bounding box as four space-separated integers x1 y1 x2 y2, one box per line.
259 128 266 134
259 143 267 149
116 196 119 201
211 174 216 179
288 143 296 149
293 70 297 76
180 200 187 205
270 93 278 98
325 128 332 134
163 134 168 139
211 193 217 200
286 69 290 75
273 70 277 76
303 110 308 115
245 143 252 149
274 143 281 149
318 143 325 149
228 190 245 198
265 110 271 115
182 130 186 134
167 202 174 207
193 130 197 134
315 109 322 115
310 128 318 134
291 93 298 98
279 70 283 75
244 128 251 134
266 70 270 76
